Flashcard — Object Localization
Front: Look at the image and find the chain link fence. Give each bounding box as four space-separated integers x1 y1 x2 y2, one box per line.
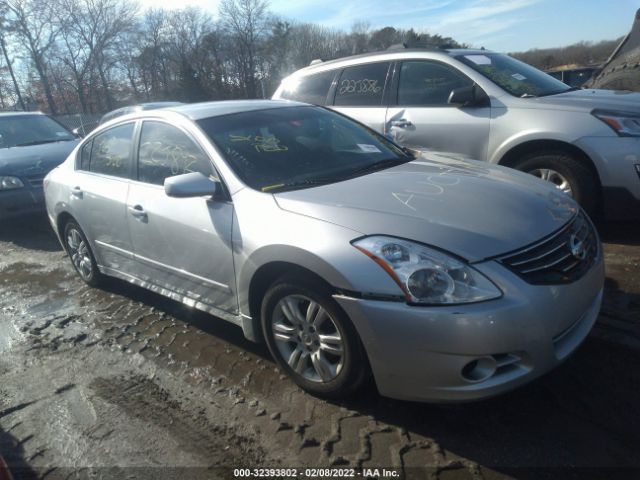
53 113 103 136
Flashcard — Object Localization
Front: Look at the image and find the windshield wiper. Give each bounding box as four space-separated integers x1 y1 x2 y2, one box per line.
262 158 410 193
346 157 410 177
14 139 69 147
262 178 338 193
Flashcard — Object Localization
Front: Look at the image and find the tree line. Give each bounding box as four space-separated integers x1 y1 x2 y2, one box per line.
511 38 622 71
0 0 461 115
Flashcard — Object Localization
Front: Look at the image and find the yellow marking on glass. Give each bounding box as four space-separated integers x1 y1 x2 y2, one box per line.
229 134 252 142
261 183 285 192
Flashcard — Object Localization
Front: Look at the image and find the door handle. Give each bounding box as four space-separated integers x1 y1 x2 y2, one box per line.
71 186 83 198
128 205 147 219
390 119 412 128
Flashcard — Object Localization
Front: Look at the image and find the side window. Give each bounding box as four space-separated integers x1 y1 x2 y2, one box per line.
281 71 335 105
89 123 134 178
79 140 92 171
398 61 473 106
137 121 213 186
334 62 390 106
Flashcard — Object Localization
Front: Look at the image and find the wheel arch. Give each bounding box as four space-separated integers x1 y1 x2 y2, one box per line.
55 211 77 252
497 139 602 187
243 259 342 343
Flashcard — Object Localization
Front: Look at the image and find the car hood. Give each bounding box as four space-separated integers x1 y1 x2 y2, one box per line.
529 88 640 113
274 154 579 262
0 140 78 176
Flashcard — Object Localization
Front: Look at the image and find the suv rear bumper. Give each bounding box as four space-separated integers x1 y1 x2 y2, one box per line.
575 136 640 218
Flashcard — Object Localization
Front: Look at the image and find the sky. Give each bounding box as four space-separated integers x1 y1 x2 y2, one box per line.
137 0 639 52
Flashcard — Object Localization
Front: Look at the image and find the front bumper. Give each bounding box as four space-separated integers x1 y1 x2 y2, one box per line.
334 254 604 403
0 187 45 220
574 136 640 218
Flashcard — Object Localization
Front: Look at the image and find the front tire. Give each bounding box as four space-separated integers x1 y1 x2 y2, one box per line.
261 276 369 399
513 151 599 215
63 220 103 287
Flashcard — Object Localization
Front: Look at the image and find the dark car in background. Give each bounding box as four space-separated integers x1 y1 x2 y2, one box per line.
0 112 79 219
546 66 599 87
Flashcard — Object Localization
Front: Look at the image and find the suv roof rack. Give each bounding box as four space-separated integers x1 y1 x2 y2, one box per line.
386 42 455 51
309 59 324 66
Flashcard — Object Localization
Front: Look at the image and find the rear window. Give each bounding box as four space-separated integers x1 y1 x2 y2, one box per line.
334 62 390 106
280 71 335 105
81 123 134 178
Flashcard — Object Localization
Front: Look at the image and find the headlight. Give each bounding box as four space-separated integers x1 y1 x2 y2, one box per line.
593 109 640 137
352 236 502 305
0 176 24 190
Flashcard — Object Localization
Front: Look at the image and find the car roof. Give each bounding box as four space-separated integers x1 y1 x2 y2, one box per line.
291 47 494 76
0 111 44 118
164 99 307 121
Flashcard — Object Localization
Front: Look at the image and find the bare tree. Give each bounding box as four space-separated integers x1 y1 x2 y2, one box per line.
219 0 269 98
4 0 59 113
0 7 25 109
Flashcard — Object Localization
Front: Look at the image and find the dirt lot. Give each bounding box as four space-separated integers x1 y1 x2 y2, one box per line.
0 215 639 479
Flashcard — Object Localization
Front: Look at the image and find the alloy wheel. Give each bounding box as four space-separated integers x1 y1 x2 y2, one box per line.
66 228 93 280
529 168 573 196
271 294 345 383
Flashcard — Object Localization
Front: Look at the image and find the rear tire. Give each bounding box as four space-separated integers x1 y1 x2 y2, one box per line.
63 220 103 287
261 276 369 399
513 151 599 216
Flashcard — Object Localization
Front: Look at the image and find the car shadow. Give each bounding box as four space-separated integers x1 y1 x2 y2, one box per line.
0 425 41 480
0 214 62 252
596 219 640 246
101 276 640 475
98 277 272 361
339 335 640 476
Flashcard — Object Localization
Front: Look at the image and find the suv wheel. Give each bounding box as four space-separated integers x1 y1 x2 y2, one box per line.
513 151 599 215
261 276 369 398
63 220 103 287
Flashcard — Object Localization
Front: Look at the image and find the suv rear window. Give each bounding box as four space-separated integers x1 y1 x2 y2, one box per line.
281 71 335 105
334 62 390 106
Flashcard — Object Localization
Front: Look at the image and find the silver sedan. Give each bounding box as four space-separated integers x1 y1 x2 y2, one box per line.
44 100 604 402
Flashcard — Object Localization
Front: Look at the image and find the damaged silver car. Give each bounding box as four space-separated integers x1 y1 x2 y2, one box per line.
44 100 604 402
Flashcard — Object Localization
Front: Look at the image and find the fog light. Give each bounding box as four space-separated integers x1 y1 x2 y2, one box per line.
461 357 497 383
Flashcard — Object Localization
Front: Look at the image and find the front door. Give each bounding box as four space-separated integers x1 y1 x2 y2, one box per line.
386 60 491 160
126 120 237 313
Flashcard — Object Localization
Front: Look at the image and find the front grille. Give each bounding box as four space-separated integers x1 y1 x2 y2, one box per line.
24 173 45 188
497 212 598 285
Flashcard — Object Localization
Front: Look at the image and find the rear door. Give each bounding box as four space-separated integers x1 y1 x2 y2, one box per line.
331 61 392 133
72 122 135 272
385 60 491 160
126 120 237 313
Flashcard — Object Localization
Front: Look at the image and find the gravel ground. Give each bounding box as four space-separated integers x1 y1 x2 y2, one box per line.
0 215 639 479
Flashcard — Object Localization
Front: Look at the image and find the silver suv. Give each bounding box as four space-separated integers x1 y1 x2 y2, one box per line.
273 46 640 218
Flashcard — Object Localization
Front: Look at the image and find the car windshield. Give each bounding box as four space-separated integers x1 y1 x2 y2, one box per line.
197 106 412 192
456 53 571 98
0 114 75 149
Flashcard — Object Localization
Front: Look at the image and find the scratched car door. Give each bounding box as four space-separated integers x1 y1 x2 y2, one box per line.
126 120 237 313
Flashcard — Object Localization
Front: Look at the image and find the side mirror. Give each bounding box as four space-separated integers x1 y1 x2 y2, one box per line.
71 127 84 138
164 172 219 198
448 85 487 107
